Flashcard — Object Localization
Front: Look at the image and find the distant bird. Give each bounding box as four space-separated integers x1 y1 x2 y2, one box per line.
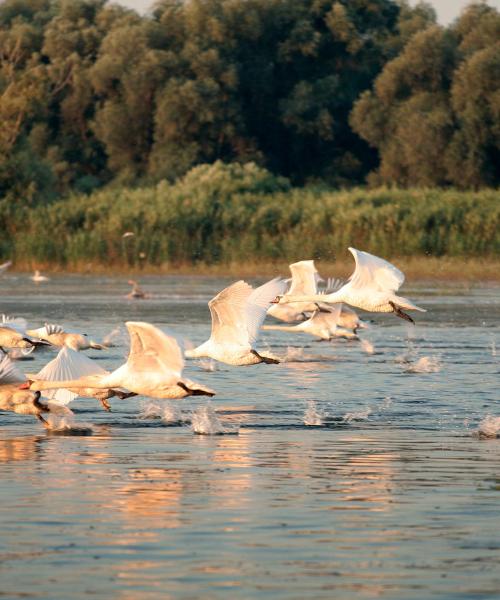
0 261 12 275
263 305 358 341
185 278 287 365
25 322 215 399
126 280 149 299
122 232 135 239
29 346 136 411
0 353 71 428
267 260 322 323
26 324 106 351
31 270 49 283
273 248 426 323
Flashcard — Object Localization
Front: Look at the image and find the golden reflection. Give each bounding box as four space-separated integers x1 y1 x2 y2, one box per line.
0 435 42 463
113 467 183 529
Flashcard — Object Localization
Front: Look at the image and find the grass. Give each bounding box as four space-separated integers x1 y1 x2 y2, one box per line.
2 163 499 283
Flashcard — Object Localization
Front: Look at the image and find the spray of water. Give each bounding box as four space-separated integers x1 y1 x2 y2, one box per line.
475 415 500 438
343 407 372 423
303 400 324 426
45 412 93 435
197 359 219 372
138 400 184 423
191 403 237 435
360 339 375 354
404 356 442 373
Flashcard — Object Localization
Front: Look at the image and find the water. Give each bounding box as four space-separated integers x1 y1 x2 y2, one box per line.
0 274 499 599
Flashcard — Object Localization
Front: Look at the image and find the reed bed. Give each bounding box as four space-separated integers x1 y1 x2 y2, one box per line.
2 163 499 278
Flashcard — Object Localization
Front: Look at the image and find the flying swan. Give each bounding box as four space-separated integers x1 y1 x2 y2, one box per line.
273 248 426 323
24 322 215 399
185 278 287 365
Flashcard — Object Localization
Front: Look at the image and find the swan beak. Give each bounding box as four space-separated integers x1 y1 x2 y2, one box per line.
271 295 283 304
19 381 31 389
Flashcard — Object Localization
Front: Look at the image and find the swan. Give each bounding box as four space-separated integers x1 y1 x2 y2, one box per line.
31 270 49 282
273 248 426 323
29 346 136 411
0 325 51 351
26 324 106 351
263 305 358 340
24 321 215 399
185 277 287 365
0 353 71 428
267 260 323 323
126 280 149 299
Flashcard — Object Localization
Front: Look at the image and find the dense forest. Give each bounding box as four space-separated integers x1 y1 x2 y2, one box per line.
0 0 499 269
1 0 499 201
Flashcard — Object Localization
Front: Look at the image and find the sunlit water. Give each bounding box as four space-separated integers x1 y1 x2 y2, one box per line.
0 274 499 599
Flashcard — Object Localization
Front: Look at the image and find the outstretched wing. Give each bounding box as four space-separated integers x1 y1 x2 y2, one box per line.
208 281 253 346
246 278 287 346
288 261 321 296
126 321 183 380
44 323 65 335
0 353 26 384
348 248 404 293
34 346 107 404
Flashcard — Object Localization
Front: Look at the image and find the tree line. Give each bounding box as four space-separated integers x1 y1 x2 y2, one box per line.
0 0 499 208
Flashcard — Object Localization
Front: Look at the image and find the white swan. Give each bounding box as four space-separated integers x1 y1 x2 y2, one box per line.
0 353 71 428
273 248 426 323
30 346 136 411
185 278 287 365
0 325 50 351
263 305 358 340
26 322 215 399
267 260 322 323
26 324 105 351
31 270 49 282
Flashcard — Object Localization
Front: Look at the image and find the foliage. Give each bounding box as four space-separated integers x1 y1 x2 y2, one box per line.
5 162 498 267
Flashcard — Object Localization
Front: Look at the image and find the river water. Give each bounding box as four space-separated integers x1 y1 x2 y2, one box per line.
0 275 499 599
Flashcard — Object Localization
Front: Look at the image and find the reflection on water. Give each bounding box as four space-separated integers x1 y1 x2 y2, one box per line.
0 275 499 599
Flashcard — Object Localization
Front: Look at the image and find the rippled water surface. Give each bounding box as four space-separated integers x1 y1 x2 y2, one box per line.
0 275 499 599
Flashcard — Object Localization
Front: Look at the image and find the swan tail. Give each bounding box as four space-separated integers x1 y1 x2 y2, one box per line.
394 295 426 312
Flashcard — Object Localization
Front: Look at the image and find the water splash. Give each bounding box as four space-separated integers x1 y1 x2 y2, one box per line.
360 339 375 354
197 358 219 372
283 347 305 362
474 415 500 439
343 407 372 423
404 356 442 373
491 338 497 357
138 400 184 423
191 403 237 435
303 400 324 426
380 396 392 410
45 412 93 435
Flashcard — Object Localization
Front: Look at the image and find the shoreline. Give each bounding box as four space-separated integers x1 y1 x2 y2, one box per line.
6 256 500 284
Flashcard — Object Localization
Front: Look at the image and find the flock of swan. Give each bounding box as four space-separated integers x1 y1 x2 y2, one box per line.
0 248 426 430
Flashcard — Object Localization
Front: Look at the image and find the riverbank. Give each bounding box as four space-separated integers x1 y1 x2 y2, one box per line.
7 255 500 285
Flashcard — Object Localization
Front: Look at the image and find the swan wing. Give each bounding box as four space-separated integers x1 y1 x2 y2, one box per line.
126 321 183 379
209 281 254 346
288 261 320 296
246 278 288 346
348 248 404 293
0 353 26 384
34 346 107 403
